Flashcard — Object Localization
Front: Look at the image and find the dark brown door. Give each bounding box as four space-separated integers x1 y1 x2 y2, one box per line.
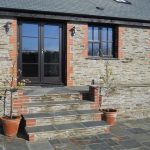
19 22 62 84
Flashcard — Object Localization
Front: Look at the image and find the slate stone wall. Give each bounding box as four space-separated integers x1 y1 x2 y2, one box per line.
67 23 150 86
0 18 17 116
0 18 17 85
66 22 150 120
101 86 150 120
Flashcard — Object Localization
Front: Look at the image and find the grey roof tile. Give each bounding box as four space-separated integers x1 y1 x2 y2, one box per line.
0 0 150 21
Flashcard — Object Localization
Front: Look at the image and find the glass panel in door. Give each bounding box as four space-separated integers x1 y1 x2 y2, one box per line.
21 23 40 82
42 24 61 83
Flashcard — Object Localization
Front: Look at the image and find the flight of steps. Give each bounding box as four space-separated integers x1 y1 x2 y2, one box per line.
22 91 110 142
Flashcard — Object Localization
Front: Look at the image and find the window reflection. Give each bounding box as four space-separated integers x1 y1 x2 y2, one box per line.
22 52 38 63
88 27 92 41
88 43 92 56
44 25 59 38
22 23 38 37
44 38 59 51
101 28 107 42
44 51 59 63
93 43 99 56
101 42 107 55
22 64 38 77
21 23 61 79
108 28 113 42
88 26 114 57
94 27 99 41
44 64 59 77
22 37 38 51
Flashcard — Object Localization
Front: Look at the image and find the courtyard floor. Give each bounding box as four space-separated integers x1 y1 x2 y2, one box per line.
0 118 150 150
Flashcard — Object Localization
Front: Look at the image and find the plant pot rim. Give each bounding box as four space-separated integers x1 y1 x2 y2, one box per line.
101 108 117 112
1 116 21 121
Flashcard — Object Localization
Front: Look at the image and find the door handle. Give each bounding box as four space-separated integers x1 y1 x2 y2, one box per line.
41 49 45 54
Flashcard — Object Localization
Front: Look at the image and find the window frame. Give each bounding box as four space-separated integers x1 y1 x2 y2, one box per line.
88 24 117 58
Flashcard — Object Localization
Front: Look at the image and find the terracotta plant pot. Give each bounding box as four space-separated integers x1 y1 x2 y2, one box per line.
1 116 21 137
103 109 117 126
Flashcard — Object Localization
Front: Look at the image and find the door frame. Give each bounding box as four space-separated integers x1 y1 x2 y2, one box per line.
18 20 66 85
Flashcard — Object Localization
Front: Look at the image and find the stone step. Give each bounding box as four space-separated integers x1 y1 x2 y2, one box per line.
26 121 110 142
27 93 81 103
22 100 97 114
24 109 102 127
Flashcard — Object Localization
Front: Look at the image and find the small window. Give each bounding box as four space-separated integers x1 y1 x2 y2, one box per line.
88 26 115 58
114 0 131 4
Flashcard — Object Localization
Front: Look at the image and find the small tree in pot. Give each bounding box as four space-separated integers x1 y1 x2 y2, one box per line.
99 61 117 126
0 61 29 137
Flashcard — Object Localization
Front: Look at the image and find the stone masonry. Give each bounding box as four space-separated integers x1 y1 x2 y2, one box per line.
0 18 150 120
0 18 17 85
101 86 150 120
67 23 150 86
66 22 150 120
0 18 17 116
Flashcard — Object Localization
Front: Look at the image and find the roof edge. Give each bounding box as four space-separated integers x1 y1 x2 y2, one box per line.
0 7 150 27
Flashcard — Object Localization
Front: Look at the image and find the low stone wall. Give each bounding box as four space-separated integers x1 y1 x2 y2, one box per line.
101 86 150 120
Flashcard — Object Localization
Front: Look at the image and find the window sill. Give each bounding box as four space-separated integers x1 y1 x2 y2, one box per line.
86 56 118 60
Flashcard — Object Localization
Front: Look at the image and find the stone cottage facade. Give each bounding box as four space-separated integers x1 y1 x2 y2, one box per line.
0 0 150 120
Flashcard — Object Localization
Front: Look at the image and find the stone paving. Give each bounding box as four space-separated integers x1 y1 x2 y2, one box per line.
0 118 150 150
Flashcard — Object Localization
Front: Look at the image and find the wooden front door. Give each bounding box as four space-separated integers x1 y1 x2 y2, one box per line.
19 22 63 84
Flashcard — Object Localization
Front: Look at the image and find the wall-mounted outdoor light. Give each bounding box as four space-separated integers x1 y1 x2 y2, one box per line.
3 22 12 33
71 26 76 36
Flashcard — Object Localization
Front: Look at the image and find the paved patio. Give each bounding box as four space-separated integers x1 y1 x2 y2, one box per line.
0 118 150 150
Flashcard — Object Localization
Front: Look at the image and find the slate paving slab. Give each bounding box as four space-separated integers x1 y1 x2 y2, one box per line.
89 143 113 150
75 145 91 150
5 139 28 150
127 128 146 134
69 136 104 145
96 133 113 139
104 139 119 146
112 145 126 150
142 141 150 147
55 123 84 130
0 118 150 150
119 139 142 149
130 133 150 143
29 141 54 150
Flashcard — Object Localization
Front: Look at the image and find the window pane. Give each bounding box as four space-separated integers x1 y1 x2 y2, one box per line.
44 25 59 38
22 52 38 63
94 27 99 41
44 64 59 77
88 26 114 57
44 38 59 51
22 37 38 51
101 42 108 56
44 51 59 63
22 64 38 77
101 28 107 42
93 43 99 56
108 43 113 56
22 23 38 37
88 43 93 56
88 27 93 41
108 28 113 42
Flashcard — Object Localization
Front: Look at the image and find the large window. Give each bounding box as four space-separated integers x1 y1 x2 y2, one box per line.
88 26 115 58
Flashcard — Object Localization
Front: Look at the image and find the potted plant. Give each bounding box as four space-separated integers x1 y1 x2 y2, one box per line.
99 61 117 126
0 61 28 137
